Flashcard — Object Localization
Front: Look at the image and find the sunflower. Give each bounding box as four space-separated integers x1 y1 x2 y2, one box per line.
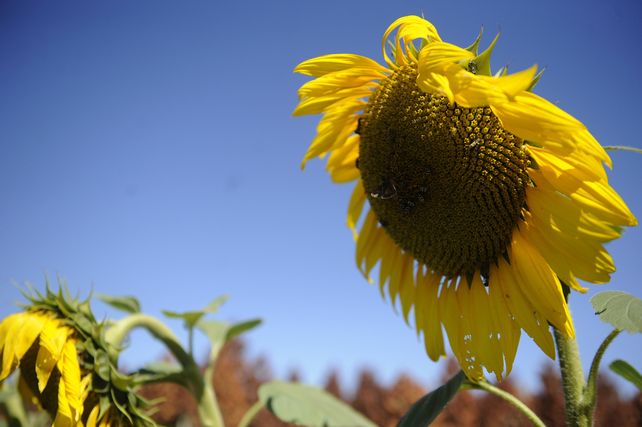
293 16 637 380
0 310 84 426
0 286 156 426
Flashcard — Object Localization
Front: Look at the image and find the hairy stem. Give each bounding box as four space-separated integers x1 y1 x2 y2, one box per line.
553 327 589 427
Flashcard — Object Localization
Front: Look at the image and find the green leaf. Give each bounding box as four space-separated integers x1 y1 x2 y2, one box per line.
197 318 262 364
609 359 642 391
97 294 141 314
259 381 376 427
196 319 230 362
225 318 262 341
590 291 642 333
162 295 230 329
398 371 465 427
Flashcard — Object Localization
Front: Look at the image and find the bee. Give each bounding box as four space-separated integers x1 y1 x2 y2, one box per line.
467 60 478 74
370 178 397 200
469 138 482 149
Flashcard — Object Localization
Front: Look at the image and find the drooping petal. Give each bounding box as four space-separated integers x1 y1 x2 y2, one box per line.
300 99 364 166
487 275 521 377
382 16 442 67
327 134 359 183
294 54 389 77
298 67 386 100
492 257 556 359
510 229 575 337
57 340 82 423
36 318 70 392
0 313 25 380
415 269 445 361
293 85 372 117
346 181 366 237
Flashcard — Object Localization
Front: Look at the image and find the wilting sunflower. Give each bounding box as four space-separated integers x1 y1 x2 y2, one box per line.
0 285 156 426
0 309 83 425
293 16 637 380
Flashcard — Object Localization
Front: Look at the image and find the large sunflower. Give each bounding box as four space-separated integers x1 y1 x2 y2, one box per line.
293 16 637 380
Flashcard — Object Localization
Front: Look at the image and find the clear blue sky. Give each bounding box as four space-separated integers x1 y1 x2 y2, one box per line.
1 0 641 396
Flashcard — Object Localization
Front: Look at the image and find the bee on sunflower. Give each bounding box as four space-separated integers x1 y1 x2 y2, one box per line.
293 15 636 381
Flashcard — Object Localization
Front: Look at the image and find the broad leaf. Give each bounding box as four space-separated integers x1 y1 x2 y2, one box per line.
591 291 642 333
609 359 642 391
97 294 141 314
398 371 465 427
259 381 376 427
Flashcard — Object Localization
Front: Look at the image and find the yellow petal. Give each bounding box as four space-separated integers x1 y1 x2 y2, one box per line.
469 276 504 380
347 181 366 237
327 135 359 183
14 313 46 360
488 276 520 376
301 100 363 166
398 255 416 323
294 54 388 77
293 84 373 117
85 405 100 427
54 375 73 427
298 67 386 99
1 313 26 380
418 41 473 71
510 229 574 337
355 210 378 274
382 16 442 67
57 340 82 422
492 257 556 359
36 319 70 392
416 269 445 361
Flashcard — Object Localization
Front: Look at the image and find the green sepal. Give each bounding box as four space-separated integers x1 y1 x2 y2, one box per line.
465 27 484 56
110 387 134 424
473 33 500 76
526 68 546 92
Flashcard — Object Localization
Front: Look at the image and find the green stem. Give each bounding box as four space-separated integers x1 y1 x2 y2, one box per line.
470 380 546 427
104 314 225 427
237 400 264 427
584 329 621 423
553 327 589 427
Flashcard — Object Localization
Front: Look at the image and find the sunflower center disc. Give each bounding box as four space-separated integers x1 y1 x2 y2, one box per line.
359 66 530 278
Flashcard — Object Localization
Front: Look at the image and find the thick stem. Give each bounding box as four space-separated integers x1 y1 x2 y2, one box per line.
553 327 589 427
470 381 546 427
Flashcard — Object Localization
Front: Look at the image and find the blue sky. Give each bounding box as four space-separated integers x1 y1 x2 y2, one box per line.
1 0 641 396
